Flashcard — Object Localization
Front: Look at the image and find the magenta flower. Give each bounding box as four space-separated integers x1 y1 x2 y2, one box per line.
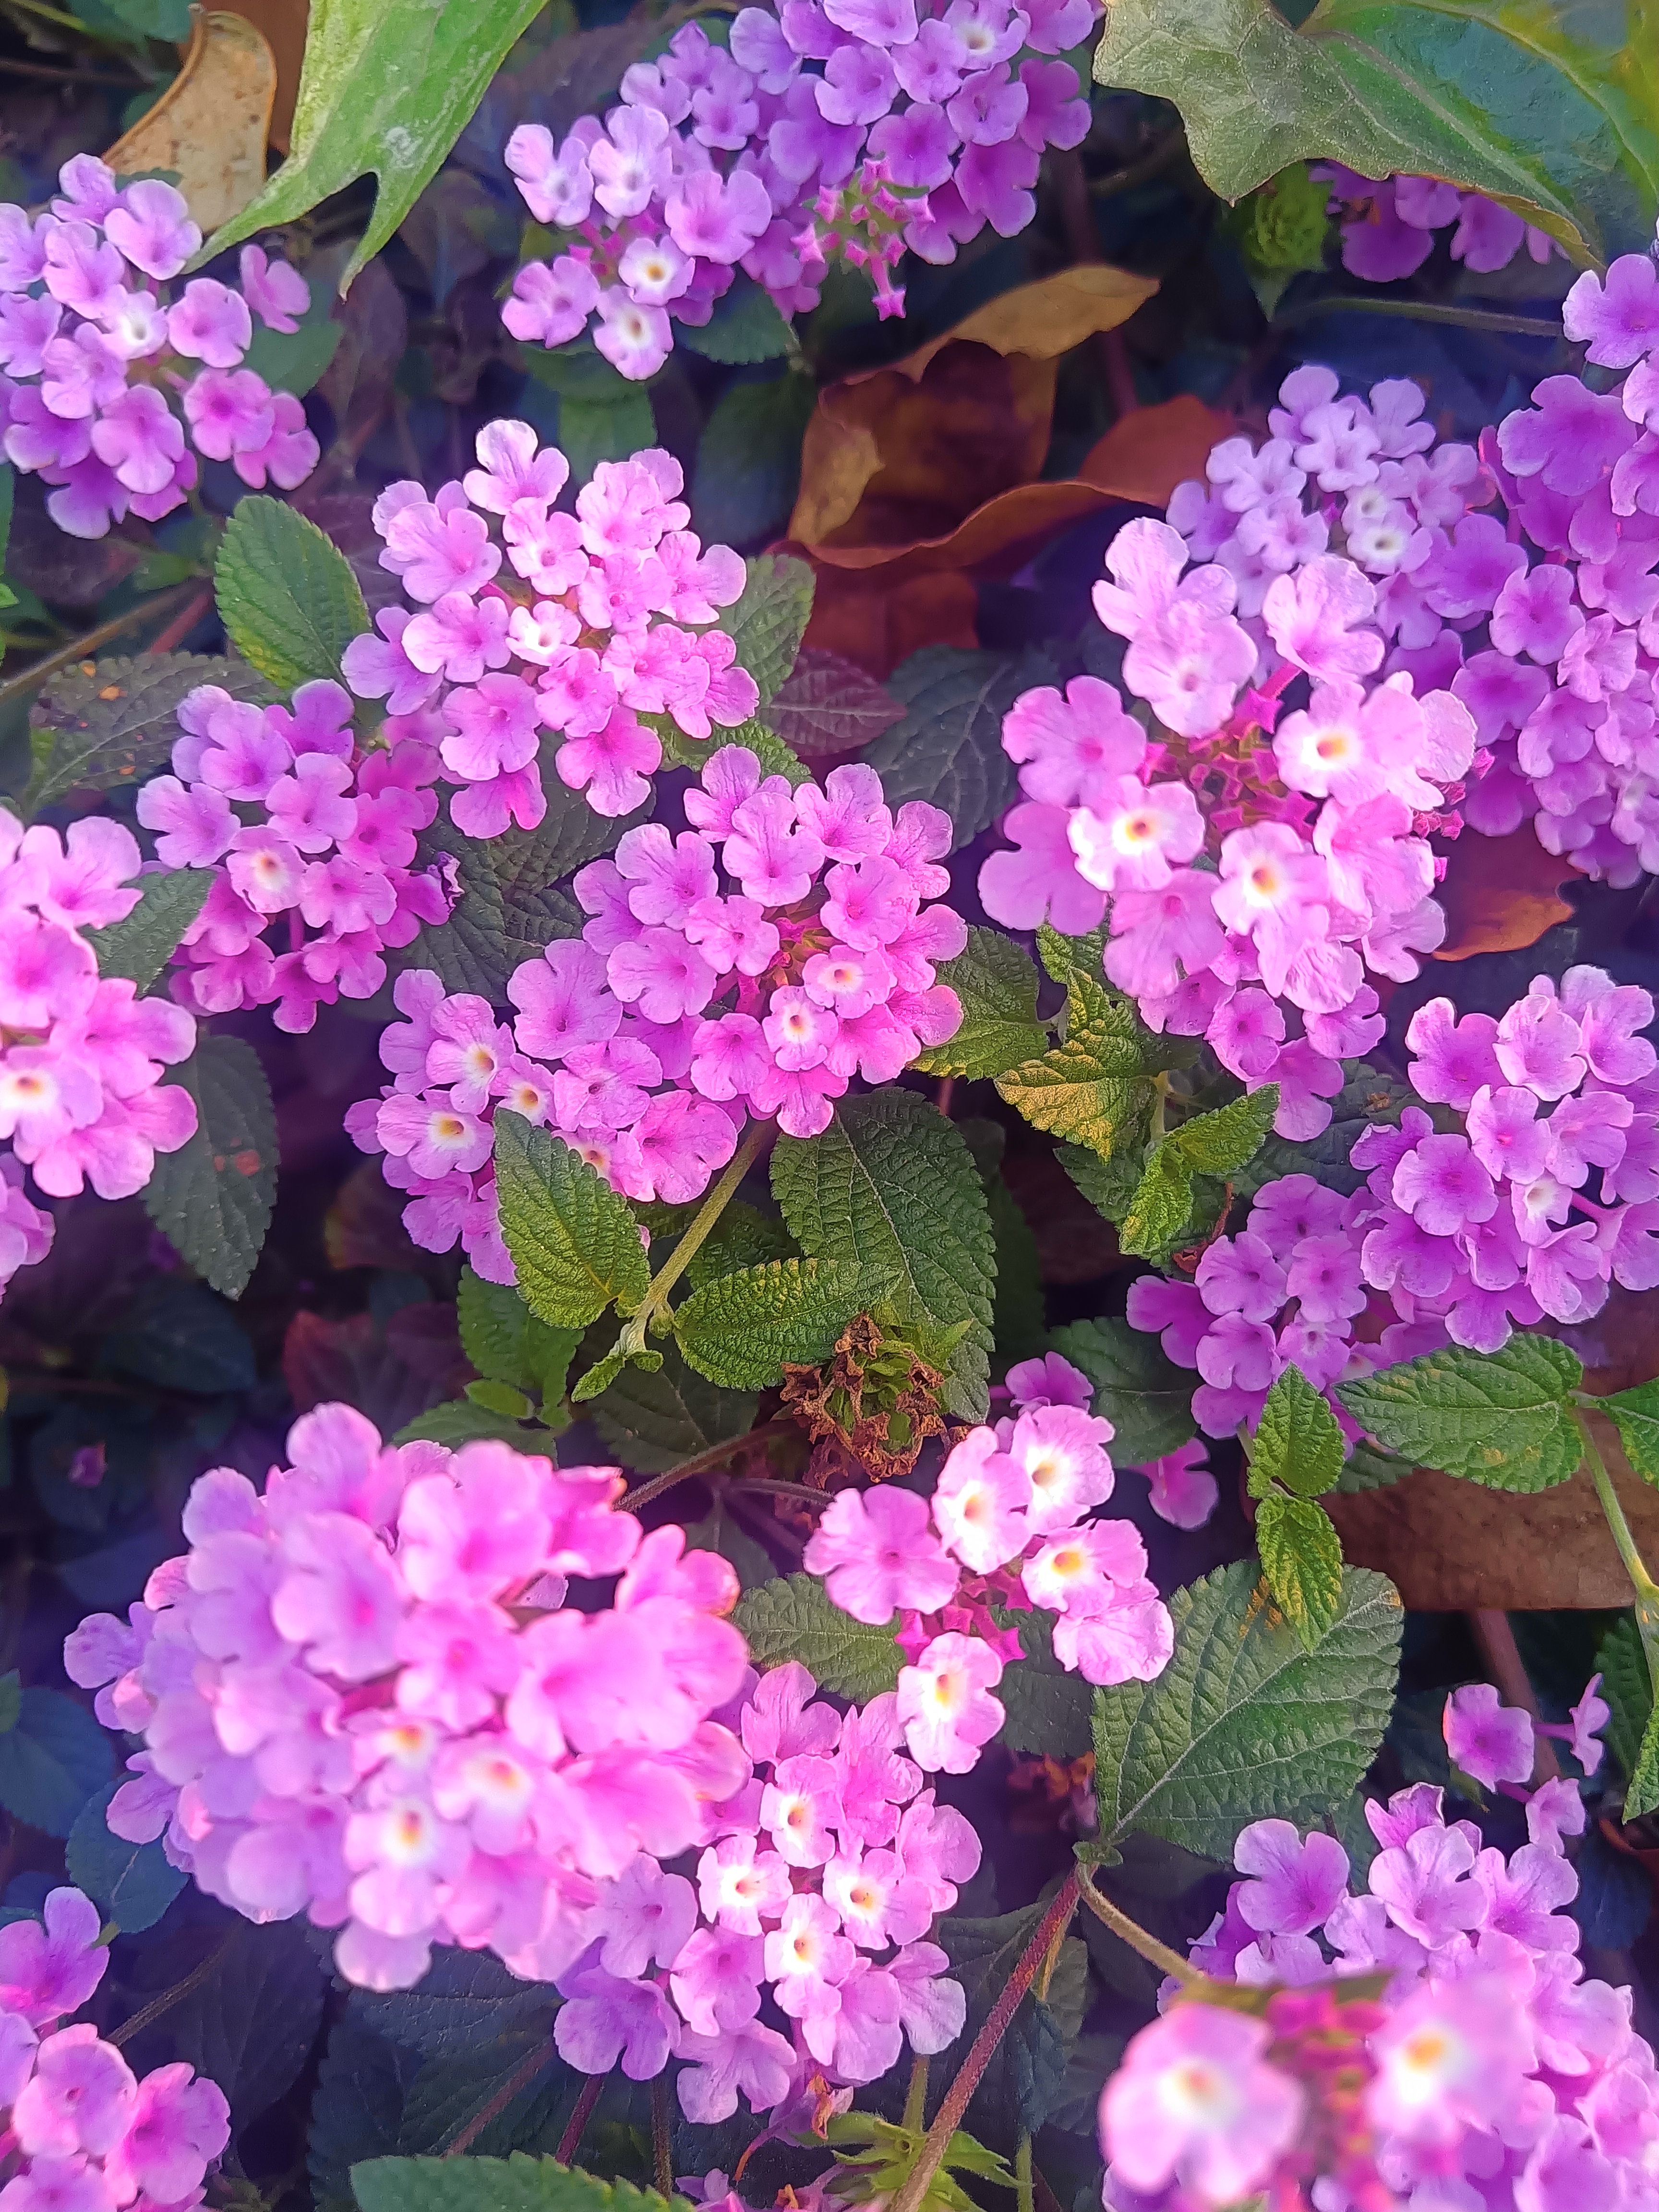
1100 2004 1304 2204
803 1486 960 1623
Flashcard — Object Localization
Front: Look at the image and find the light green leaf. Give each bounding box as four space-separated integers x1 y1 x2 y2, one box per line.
352 2153 689 2212
215 497 370 690
1173 1087 1280 1176
1338 1335 1586 1493
143 1036 277 1299
1250 1363 1345 1501
996 972 1154 1161
862 646 1029 853
1255 1495 1345 1652
1628 1698 1659 1822
393 1401 551 1452
1048 1316 1197 1467
1602 1377 1659 1488
1116 1143 1194 1263
1092 0 1659 264
85 873 211 992
202 0 553 290
1091 1562 1402 1858
493 1112 649 1332
733 1573 903 1701
673 1257 872 1389
588 1345 756 1472
719 554 815 706
914 927 1048 1079
770 1090 996 1422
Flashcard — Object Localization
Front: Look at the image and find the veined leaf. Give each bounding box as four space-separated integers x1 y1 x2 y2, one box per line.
215 498 370 690
143 1036 277 1300
1338 1335 1585 1492
719 554 815 705
353 2157 689 2212
1048 1315 1198 1467
493 1113 649 1332
733 1573 903 1701
996 972 1154 1160
673 1256 872 1388
1255 1495 1345 1652
86 873 211 992
862 647 1030 853
26 652 271 815
1602 1376 1659 1487
1250 1363 1346 1501
914 928 1048 1079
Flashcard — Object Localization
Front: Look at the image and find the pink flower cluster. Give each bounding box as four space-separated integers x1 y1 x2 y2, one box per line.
0 1885 230 2212
338 424 757 829
0 813 196 1290
1100 1689 1653 2212
502 2 1096 372
0 155 317 539
62 1405 752 1994
980 364 1492 1140
345 745 966 1277
804 1394 1173 1772
999 1350 1218 1529
1319 165 1556 283
1129 965 1659 1435
136 677 451 1034
549 1660 977 2119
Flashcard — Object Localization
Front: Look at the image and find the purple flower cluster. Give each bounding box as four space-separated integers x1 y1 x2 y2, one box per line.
981 365 1497 1137
805 1388 1173 1770
502 1 1095 371
550 1660 977 2118
0 813 197 1297
346 745 966 1278
0 155 318 539
63 1406 752 1995
136 677 451 1034
1101 1689 1651 2212
0 1886 231 2212
1319 165 1556 284
339 424 757 828
1130 965 1659 1434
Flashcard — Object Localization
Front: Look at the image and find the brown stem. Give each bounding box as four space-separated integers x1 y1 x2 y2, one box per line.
443 2043 553 2158
1075 1867 1201 1984
1053 149 1138 421
108 1932 235 2047
0 581 201 715
1469 1610 1561 1787
554 2070 608 2165
622 1419 783 1513
888 1872 1080 2212
651 2071 673 2198
144 583 213 658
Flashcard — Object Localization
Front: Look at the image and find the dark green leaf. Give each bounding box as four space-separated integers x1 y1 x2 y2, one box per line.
684 1201 798 1289
85 872 211 991
240 311 346 398
26 652 272 814
406 804 628 1003
95 0 192 33
1250 1363 1346 1500
1048 1317 1197 1467
997 1610 1094 1759
1056 1141 1142 1229
679 278 796 363
493 1112 649 1331
216 496 371 690
1338 1335 1586 1493
719 554 815 706
142 1035 277 1299
673 1256 873 1388
457 1267 578 1403
691 373 817 549
1091 1562 1403 1858
66 1781 186 1932
589 1344 757 1473
351 1949 552 2061
987 1170 1046 1363
771 1090 997 1422
1254 1494 1345 1652
733 1573 902 1700
1597 1614 1652 1787
394 1401 551 1451
0 1688 113 1837
309 2021 422 2212
862 647 1031 852
683 1498 777 1591
105 1279 256 1394
124 1918 326 2130
914 928 1048 1079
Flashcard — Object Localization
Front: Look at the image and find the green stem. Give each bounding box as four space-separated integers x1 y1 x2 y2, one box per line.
902 2055 930 2135
0 580 202 717
1015 2139 1034 2212
1576 1405 1659 1692
888 1872 1081 2212
1279 293 1565 340
613 1119 771 1359
1075 1868 1201 1986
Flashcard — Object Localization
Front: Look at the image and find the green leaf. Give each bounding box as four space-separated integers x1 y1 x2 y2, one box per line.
691 373 817 549
1048 1317 1197 1467
914 927 1048 1079
123 1918 325 2134
493 1112 649 1332
1036 923 1108 987
143 1036 277 1299
66 1780 186 1933
1224 162 1333 315
353 2156 689 2212
1629 1699 1659 1822
456 1268 577 1404
589 1344 756 1472
1091 0 1659 265
684 1200 799 1289
997 973 1154 1162
861 646 1029 853
986 1168 1046 1364
466 1379 534 1419
215 497 371 690
202 0 553 289
1338 1335 1586 1493
766 647 904 759
95 0 192 32
1057 1140 1143 1228
0 1687 114 1838
673 1256 872 1389
85 872 211 991
1597 1614 1653 1788
523 348 657 485
679 277 796 363
719 554 815 706
1091 1562 1402 1858
683 1498 777 1591
24 652 272 815
351 1948 553 2060
105 1279 255 1394
0 1671 18 1733
1250 1363 1346 1500
997 1609 1094 1758
308 2021 422 2212
240 311 345 399
1602 1377 1659 1488
393 1401 550 1452
1173 1087 1279 1175
733 1573 902 1700
1116 1143 1194 1263
1254 1495 1345 1653
771 1090 997 1422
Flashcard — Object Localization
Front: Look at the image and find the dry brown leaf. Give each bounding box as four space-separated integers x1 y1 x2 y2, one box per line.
217 0 309 151
1433 823 1578 962
105 11 276 234
892 264 1158 382
800 569 979 678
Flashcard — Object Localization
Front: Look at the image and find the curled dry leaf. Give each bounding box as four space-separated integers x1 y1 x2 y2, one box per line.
1433 823 1579 961
800 569 980 679
103 11 278 234
220 0 311 151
